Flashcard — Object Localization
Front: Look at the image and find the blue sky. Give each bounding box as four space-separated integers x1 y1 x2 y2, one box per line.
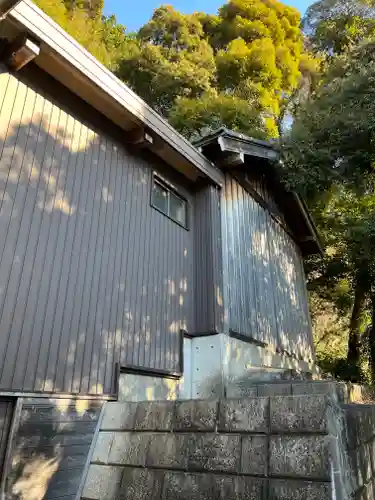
104 0 313 32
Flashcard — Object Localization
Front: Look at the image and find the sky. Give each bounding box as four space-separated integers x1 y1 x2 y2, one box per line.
104 0 313 32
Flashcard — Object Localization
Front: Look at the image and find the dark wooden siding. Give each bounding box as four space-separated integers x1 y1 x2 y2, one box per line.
0 65 195 395
194 185 223 333
222 174 314 361
4 398 102 500
0 399 13 480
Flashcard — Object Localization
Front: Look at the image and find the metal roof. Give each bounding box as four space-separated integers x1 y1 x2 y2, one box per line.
194 127 277 151
196 128 323 256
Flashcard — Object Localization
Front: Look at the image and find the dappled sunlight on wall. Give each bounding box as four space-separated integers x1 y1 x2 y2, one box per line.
0 67 194 395
12 455 60 500
223 174 277 346
119 372 181 402
194 185 224 334
222 174 314 363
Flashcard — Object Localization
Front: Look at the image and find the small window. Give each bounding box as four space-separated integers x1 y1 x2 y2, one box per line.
152 176 188 228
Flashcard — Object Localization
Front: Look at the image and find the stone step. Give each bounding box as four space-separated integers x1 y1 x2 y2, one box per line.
227 378 349 402
90 430 332 478
82 466 333 500
100 394 333 435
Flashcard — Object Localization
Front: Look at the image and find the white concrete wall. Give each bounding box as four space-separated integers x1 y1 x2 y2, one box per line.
117 335 320 401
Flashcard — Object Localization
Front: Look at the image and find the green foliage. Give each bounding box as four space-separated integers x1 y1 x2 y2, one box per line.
204 0 301 49
169 91 268 140
117 7 215 116
116 0 310 138
311 292 371 383
34 0 319 139
283 43 375 200
304 0 375 55
283 38 375 381
34 0 129 70
64 0 104 18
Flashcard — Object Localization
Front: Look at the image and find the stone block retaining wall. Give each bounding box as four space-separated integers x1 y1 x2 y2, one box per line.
344 404 375 499
81 395 346 500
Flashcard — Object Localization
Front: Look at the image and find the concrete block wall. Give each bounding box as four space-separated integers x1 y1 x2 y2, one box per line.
344 404 375 499
81 393 351 500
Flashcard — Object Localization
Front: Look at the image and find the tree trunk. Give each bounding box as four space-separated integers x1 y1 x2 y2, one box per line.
347 283 366 367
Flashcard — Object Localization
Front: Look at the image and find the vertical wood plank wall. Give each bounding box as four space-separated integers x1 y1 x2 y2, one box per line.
222 173 314 361
194 185 224 334
0 65 195 396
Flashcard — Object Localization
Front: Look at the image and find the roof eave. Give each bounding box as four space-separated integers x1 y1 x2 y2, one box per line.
292 193 324 256
197 131 323 256
0 0 21 17
5 0 223 186
195 128 277 155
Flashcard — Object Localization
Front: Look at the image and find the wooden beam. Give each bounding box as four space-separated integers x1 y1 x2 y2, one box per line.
126 126 154 148
218 135 279 161
2 34 40 70
219 152 245 168
0 0 21 18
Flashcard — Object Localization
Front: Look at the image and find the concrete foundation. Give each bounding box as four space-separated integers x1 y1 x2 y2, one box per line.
119 335 320 402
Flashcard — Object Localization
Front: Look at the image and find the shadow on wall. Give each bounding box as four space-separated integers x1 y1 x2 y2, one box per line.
223 173 314 364
4 398 102 500
0 67 192 397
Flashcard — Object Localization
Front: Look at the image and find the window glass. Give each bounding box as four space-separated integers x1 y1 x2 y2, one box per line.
151 176 188 228
170 191 186 227
152 181 168 214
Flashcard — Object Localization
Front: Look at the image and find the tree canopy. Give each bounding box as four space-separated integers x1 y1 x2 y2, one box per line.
34 0 129 70
32 0 319 140
283 43 375 200
304 0 375 55
116 0 310 139
117 6 216 120
283 29 375 381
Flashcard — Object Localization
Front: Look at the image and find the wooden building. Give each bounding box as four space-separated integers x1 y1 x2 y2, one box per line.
0 1 321 498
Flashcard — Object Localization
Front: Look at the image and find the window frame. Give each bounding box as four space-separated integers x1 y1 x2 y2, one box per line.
151 172 189 230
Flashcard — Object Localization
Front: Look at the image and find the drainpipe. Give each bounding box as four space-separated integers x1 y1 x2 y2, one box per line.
0 0 22 20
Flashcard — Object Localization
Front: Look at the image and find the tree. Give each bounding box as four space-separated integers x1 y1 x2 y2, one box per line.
117 6 216 116
169 91 265 140
283 42 375 380
304 0 375 55
34 0 129 70
283 42 375 200
33 0 318 140
277 48 323 137
117 0 312 139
